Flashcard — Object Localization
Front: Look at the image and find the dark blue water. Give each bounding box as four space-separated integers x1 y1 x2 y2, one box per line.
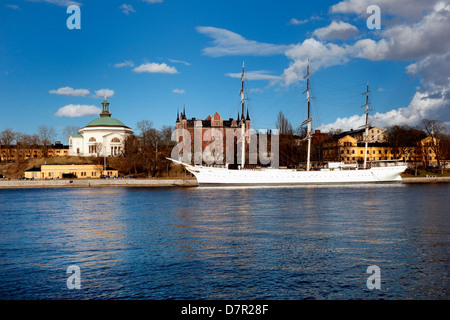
0 184 448 299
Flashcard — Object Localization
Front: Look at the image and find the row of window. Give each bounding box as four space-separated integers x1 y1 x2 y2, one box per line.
86 145 122 155
343 156 437 161
327 148 437 155
45 171 98 177
88 137 121 143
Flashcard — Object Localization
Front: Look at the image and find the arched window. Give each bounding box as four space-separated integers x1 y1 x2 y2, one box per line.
89 137 96 142
111 137 120 143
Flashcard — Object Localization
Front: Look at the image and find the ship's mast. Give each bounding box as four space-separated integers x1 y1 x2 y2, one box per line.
240 62 246 169
362 82 370 169
302 59 312 171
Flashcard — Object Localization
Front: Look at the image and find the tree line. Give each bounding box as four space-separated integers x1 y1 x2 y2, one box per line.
0 125 79 161
275 112 450 171
110 121 177 177
1 115 449 175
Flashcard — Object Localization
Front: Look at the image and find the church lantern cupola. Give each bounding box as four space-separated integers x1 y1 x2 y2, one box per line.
100 98 112 118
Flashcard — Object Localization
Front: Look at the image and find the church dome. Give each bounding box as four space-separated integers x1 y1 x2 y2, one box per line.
83 99 130 128
85 117 128 128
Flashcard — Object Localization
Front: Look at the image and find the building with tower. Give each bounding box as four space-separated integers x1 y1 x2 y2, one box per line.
175 105 251 165
174 63 252 166
69 99 133 157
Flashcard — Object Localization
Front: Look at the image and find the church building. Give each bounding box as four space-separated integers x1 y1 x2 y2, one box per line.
69 99 133 157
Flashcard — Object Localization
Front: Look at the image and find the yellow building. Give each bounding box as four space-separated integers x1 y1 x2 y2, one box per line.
24 164 119 179
323 131 439 165
0 143 69 162
323 135 394 163
417 136 440 166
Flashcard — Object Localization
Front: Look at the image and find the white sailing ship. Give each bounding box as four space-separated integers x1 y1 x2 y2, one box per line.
168 60 407 185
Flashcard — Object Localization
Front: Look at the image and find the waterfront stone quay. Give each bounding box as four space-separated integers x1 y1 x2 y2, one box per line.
0 178 198 189
401 176 450 184
0 176 449 189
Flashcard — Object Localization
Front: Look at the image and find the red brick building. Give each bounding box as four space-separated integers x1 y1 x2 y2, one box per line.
175 106 251 165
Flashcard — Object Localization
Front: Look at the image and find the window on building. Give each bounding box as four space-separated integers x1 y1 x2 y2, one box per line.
111 138 120 143
89 137 96 142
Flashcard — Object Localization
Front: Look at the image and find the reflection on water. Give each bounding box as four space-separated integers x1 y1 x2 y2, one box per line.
0 184 448 299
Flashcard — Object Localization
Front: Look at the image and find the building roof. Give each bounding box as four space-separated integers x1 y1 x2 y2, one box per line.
25 166 41 172
82 99 130 129
85 117 129 128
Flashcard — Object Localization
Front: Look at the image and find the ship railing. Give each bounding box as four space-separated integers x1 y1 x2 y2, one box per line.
365 159 405 167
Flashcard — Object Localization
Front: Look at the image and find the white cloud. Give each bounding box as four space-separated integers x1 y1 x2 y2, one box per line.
6 4 21 10
279 1 450 85
142 0 163 3
250 88 264 93
318 88 450 131
172 89 185 94
195 2 450 129
331 0 440 22
113 60 135 68
55 104 101 117
49 87 90 97
281 38 351 85
26 0 82 7
406 53 450 90
312 20 358 40
226 70 281 81
168 59 191 66
94 89 115 98
133 62 178 74
119 4 135 15
288 18 308 25
196 26 292 57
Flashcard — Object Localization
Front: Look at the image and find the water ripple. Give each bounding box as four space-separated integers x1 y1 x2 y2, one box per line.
0 184 448 299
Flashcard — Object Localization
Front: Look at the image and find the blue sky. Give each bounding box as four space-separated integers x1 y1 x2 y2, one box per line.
1 0 449 143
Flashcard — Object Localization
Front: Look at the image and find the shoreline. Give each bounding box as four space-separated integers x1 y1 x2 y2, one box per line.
0 178 199 189
401 176 450 184
0 176 449 189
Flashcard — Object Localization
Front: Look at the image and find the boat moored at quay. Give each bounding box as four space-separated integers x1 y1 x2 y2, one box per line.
168 60 407 186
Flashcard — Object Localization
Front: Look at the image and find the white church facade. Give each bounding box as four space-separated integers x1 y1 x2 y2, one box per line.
69 99 133 157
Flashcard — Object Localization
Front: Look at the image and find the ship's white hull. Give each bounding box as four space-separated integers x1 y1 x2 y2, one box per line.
169 159 407 185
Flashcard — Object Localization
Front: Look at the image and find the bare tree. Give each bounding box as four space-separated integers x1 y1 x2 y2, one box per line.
387 125 426 161
14 133 30 162
421 119 448 171
276 111 293 136
38 125 56 157
63 126 80 144
136 120 153 145
95 142 103 161
0 128 16 161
